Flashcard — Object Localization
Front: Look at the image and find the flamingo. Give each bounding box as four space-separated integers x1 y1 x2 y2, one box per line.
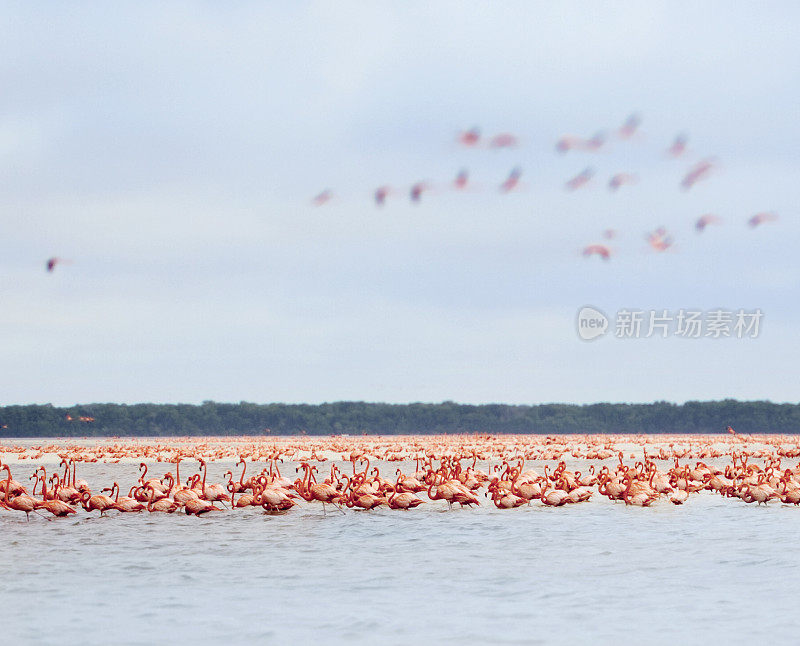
695 214 722 232
102 483 145 512
81 491 117 515
565 167 593 191
583 132 605 151
183 496 221 516
487 482 527 509
680 159 714 190
35 469 77 517
453 169 469 190
409 182 428 204
312 190 333 206
748 212 778 228
488 133 517 148
458 127 480 146
2 465 43 520
295 464 344 513
669 489 689 505
46 257 71 273
556 135 585 153
55 459 81 503
539 481 570 507
374 186 391 206
582 244 611 261
667 133 688 157
387 481 425 510
499 167 521 192
254 481 296 512
145 485 179 513
197 459 231 505
646 227 673 252
617 113 641 139
608 173 636 191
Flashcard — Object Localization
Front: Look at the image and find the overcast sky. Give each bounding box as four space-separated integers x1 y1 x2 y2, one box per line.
2 2 798 406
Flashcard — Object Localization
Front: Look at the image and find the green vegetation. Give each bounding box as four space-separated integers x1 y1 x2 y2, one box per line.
0 400 797 437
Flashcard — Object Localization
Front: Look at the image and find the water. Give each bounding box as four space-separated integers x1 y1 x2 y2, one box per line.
3 457 800 645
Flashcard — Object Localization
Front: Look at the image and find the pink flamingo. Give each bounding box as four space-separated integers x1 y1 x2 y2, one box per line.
695 214 722 232
748 212 777 228
582 244 611 261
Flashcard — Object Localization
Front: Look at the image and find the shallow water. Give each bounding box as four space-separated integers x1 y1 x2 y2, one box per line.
3 458 800 645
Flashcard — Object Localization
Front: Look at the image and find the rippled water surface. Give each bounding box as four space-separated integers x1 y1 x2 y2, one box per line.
3 456 800 645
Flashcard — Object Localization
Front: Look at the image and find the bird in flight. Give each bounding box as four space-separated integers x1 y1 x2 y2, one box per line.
582 244 612 261
557 132 606 153
695 214 722 232
608 173 637 191
617 113 641 139
680 159 714 190
667 134 688 157
453 169 469 190
583 132 605 152
488 133 518 148
647 227 674 252
566 167 594 191
458 127 481 147
46 257 70 273
374 186 391 206
312 190 333 206
555 135 584 153
410 182 429 203
499 167 522 192
748 212 778 228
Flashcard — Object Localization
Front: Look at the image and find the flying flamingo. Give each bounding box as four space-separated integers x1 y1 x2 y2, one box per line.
667 134 688 157
458 127 480 147
582 244 612 261
565 168 594 191
583 132 605 151
647 227 673 252
499 167 522 192
680 159 714 190
312 190 333 206
695 214 722 232
46 257 71 273
374 186 391 206
555 135 584 153
608 173 637 191
617 113 641 139
409 182 429 204
488 133 517 148
748 212 778 228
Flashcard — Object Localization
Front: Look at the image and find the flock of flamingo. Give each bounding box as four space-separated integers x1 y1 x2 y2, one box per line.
38 114 780 274
311 113 779 262
3 430 800 520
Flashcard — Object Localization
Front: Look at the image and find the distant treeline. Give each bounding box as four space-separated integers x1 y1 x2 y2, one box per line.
0 400 798 437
